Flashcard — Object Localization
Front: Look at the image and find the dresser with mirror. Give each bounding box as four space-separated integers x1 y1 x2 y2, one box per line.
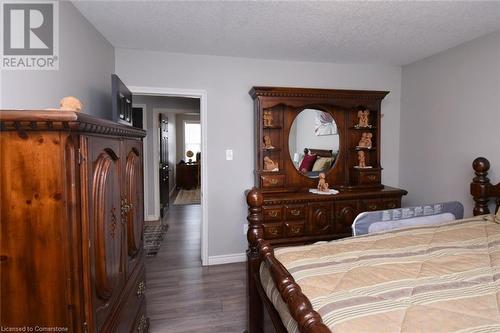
249 86 407 246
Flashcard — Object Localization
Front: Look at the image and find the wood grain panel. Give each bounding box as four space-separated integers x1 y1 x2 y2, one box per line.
0 131 70 327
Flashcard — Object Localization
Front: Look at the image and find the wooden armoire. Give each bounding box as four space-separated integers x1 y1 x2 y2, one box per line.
0 111 148 332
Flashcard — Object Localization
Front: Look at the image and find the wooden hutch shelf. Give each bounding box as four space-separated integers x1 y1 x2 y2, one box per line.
247 85 407 244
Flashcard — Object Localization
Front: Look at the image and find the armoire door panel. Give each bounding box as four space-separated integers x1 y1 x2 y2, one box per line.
87 138 125 331
123 140 144 275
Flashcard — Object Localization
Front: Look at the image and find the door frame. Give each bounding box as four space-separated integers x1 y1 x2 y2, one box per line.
130 86 209 266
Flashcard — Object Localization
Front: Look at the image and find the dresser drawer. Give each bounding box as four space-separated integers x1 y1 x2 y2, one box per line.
358 170 381 185
383 198 401 210
111 266 147 333
284 204 306 220
362 199 383 212
263 222 284 239
335 201 359 234
285 221 306 237
308 203 333 235
263 206 283 221
261 174 285 188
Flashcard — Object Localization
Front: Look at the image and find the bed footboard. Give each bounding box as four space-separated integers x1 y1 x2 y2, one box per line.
471 157 500 215
246 188 331 333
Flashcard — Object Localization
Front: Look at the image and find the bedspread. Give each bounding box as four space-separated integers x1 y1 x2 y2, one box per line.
260 215 500 333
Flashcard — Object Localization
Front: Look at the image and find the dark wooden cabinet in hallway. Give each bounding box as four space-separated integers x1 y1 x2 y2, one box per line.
145 204 247 332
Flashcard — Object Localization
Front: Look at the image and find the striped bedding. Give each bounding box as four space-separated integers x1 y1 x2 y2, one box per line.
260 215 500 333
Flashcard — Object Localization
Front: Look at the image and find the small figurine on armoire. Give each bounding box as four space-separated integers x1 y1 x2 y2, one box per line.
317 172 329 192
356 109 371 128
263 135 274 149
357 151 367 168
263 111 274 127
358 132 373 148
263 156 279 172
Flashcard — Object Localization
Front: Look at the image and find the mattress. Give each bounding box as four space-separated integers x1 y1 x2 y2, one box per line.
260 215 500 333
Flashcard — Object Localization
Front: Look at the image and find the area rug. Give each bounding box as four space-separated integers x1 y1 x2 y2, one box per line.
143 221 169 256
173 189 201 205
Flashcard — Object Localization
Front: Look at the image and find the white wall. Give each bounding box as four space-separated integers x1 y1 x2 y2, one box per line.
1 2 115 120
400 31 500 216
115 49 402 258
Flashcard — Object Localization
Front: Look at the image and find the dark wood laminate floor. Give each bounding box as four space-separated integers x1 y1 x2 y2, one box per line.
145 204 248 333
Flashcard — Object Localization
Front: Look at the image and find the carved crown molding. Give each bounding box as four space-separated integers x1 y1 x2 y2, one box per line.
0 110 146 138
249 86 389 101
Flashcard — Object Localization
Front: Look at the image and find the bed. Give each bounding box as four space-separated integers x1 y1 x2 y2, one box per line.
246 157 500 333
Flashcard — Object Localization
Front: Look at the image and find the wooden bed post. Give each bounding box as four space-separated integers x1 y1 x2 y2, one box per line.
471 157 492 215
247 188 265 333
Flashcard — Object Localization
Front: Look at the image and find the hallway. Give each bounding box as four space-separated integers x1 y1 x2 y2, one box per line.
145 204 247 332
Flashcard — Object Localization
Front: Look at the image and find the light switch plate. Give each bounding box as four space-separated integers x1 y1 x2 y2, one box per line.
226 149 233 161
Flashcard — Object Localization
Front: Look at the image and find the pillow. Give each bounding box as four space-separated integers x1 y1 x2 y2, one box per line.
299 154 317 172
312 157 333 172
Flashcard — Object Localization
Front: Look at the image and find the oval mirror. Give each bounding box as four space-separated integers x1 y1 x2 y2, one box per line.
288 109 340 178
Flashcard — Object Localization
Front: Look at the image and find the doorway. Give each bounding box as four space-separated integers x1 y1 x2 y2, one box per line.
131 87 208 266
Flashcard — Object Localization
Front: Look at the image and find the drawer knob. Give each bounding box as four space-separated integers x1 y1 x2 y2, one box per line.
367 175 377 181
290 209 301 216
291 226 301 234
269 178 279 185
269 228 279 236
136 281 146 298
269 211 278 217
136 315 147 333
387 202 397 209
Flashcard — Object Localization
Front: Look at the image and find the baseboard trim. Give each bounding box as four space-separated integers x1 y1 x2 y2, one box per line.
207 252 246 266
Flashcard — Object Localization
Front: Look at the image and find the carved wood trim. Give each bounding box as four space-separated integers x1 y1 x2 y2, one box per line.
0 110 146 138
250 86 389 101
125 148 141 257
471 157 500 215
246 188 331 333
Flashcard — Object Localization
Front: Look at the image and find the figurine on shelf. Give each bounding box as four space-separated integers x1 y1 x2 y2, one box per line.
47 96 83 112
263 111 273 127
317 172 329 192
357 151 367 168
263 156 279 172
357 109 370 128
263 135 274 149
358 132 373 148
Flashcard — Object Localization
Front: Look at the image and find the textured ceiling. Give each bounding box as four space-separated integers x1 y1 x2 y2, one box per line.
73 1 500 65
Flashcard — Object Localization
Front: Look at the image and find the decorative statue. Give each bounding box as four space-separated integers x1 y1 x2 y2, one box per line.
358 132 373 148
59 96 83 111
358 151 367 168
263 156 279 171
263 111 273 127
317 172 329 192
263 135 274 149
357 109 370 128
